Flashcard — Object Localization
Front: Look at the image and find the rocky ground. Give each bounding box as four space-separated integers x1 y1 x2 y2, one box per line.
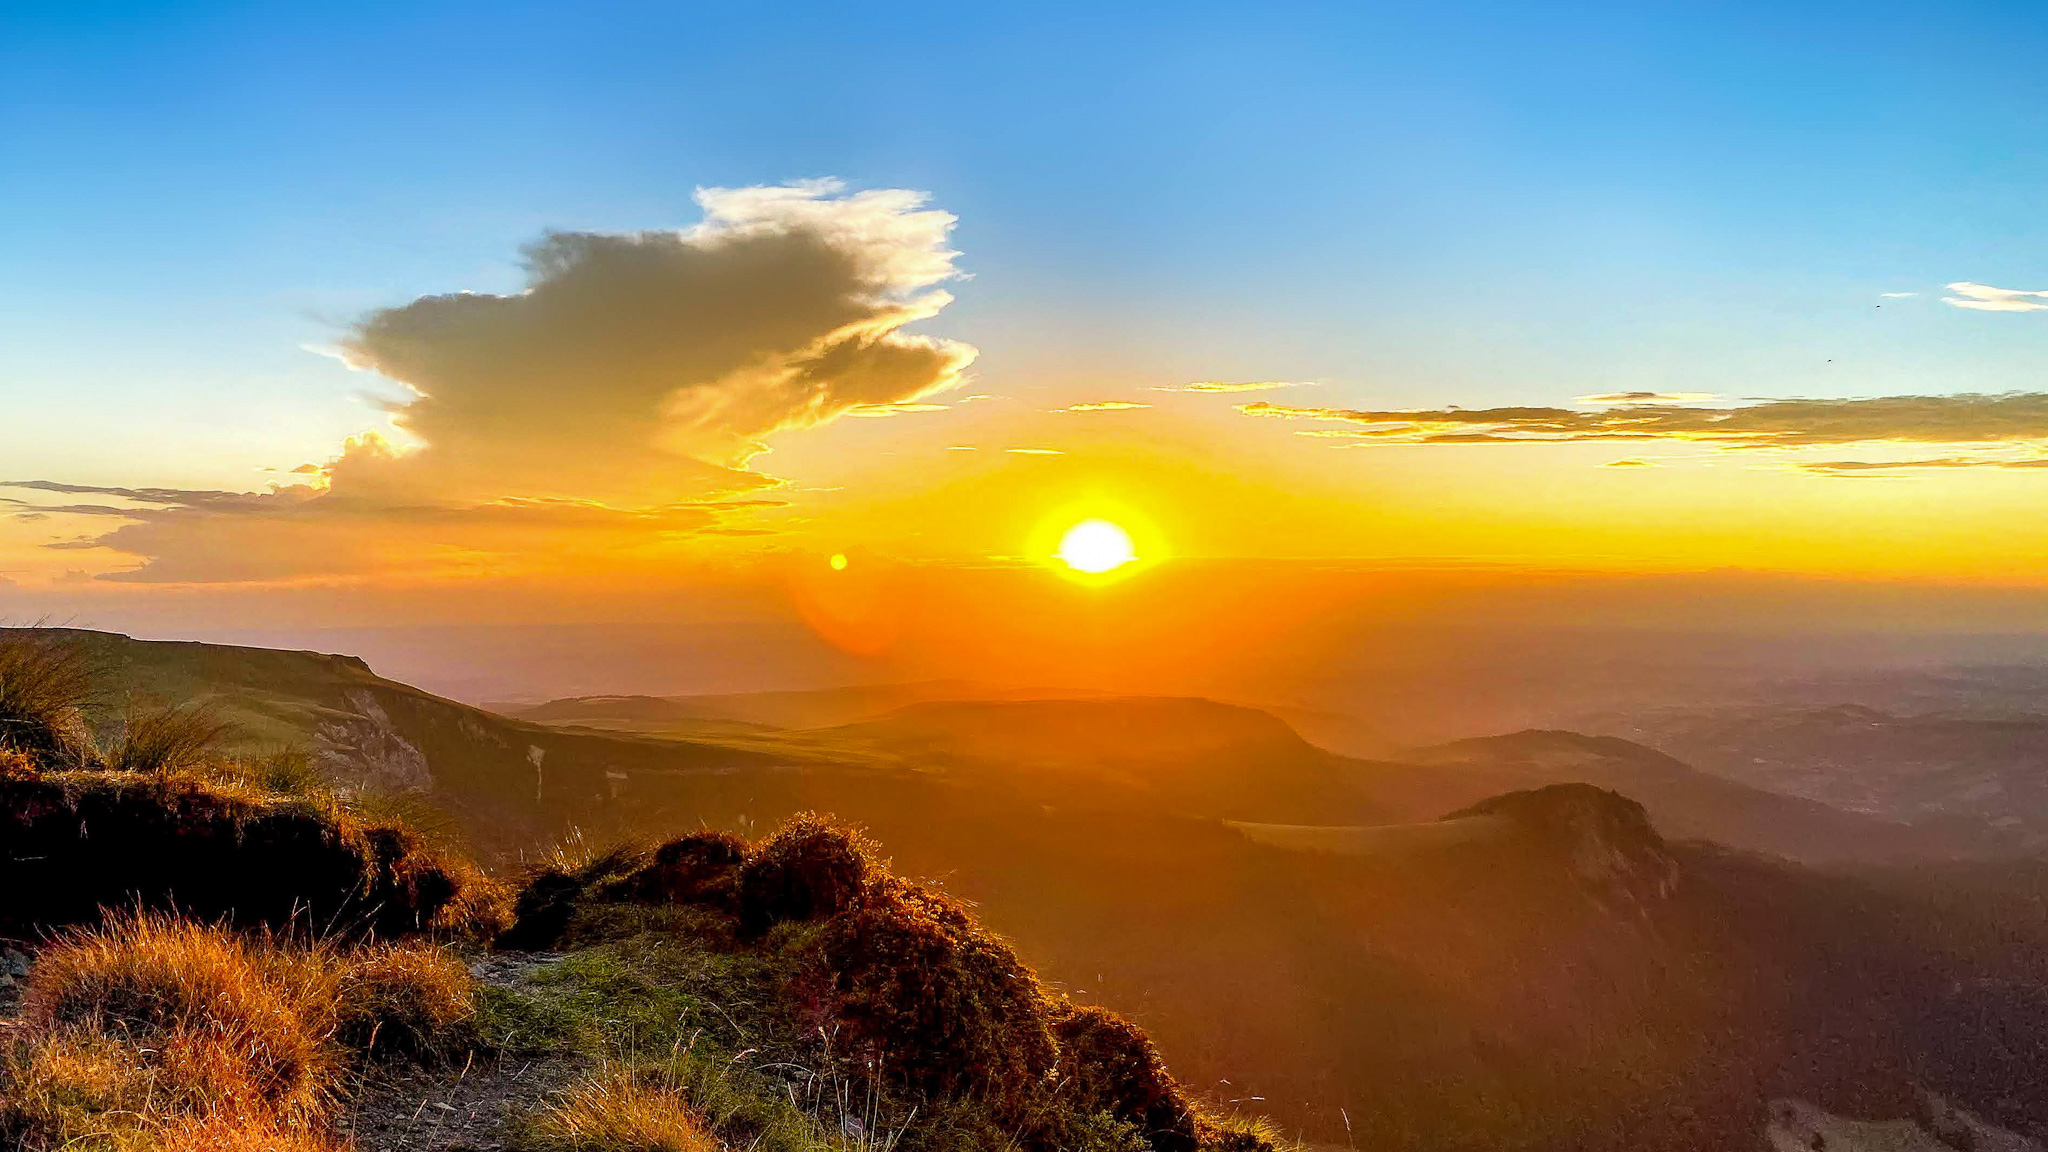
335 953 581 1152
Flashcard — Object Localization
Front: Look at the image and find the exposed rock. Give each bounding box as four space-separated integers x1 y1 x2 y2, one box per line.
318 689 434 792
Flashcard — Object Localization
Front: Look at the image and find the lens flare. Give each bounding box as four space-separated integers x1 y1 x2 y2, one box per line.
1057 519 1138 573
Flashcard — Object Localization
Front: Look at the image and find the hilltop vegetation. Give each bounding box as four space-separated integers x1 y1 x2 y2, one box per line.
0 632 1276 1152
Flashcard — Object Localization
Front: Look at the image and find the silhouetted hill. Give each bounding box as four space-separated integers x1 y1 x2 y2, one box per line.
821 697 1393 824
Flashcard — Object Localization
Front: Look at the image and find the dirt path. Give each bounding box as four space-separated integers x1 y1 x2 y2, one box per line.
337 953 581 1152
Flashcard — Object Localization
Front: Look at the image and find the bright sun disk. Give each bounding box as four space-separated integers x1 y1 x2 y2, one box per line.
1056 519 1137 573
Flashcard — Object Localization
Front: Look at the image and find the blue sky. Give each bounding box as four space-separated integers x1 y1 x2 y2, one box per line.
4 0 2045 491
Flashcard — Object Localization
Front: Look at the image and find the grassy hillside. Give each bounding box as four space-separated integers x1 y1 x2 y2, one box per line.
18 629 2048 1149
0 634 1278 1152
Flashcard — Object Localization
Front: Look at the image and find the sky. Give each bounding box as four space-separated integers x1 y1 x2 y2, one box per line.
3 1 2048 678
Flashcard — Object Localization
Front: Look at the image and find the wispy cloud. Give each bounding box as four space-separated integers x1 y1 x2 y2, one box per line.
1005 447 1064 455
1794 456 2048 476
1575 391 1721 405
1602 458 1659 468
1943 282 2048 312
1060 401 1151 412
1242 393 2048 450
845 402 951 417
1879 292 1917 299
1158 381 1315 393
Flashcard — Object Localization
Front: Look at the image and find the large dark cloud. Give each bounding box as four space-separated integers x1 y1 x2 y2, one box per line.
4 182 970 583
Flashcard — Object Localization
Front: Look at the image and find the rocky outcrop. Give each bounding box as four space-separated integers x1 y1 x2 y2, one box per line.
1447 783 1680 915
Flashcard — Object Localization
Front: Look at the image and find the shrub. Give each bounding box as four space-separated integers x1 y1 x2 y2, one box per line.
332 940 476 1060
105 701 233 775
0 632 94 768
499 841 651 951
606 831 748 911
1054 1006 1202 1152
796 877 1058 1123
737 813 878 935
525 1068 721 1152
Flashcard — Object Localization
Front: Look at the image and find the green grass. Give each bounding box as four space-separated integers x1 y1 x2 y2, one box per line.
479 916 888 1152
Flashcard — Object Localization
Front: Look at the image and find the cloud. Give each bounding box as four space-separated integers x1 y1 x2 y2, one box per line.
7 181 973 583
1601 458 1659 468
1879 292 1917 299
844 402 951 417
1943 282 2048 312
1060 401 1151 412
1005 448 1063 455
1575 391 1721 405
1158 381 1314 393
1242 393 2048 450
335 179 976 498
1794 456 2048 476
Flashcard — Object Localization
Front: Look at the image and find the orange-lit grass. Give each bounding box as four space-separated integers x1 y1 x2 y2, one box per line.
1 913 478 1151
20 914 339 1125
526 1067 720 1152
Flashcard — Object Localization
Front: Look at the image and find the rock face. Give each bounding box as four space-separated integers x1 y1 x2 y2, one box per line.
317 689 435 792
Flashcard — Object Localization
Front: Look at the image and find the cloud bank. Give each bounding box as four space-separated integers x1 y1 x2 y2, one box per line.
6 181 975 582
1239 393 2048 450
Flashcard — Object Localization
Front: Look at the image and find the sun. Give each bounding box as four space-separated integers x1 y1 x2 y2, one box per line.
1056 519 1138 573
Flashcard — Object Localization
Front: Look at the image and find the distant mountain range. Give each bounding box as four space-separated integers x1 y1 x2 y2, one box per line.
1593 703 2048 851
32 627 2048 1150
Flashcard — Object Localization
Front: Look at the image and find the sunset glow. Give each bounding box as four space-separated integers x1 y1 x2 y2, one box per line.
1056 519 1138 574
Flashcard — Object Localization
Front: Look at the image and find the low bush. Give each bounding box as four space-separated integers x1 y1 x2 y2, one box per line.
1054 1006 1202 1152
736 813 878 935
0 767 504 940
795 878 1057 1124
499 841 652 950
606 830 748 911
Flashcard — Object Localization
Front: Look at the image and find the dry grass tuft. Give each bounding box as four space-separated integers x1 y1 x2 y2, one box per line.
498 836 651 950
332 939 476 1060
0 915 480 1150
526 1068 721 1152
0 632 95 768
106 700 235 774
20 914 339 1122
